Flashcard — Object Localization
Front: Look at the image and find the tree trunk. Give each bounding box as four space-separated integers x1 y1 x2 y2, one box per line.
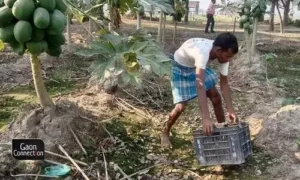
173 20 177 44
251 18 258 56
88 19 93 42
150 12 152 21
30 55 55 110
233 17 236 34
162 14 166 44
283 0 290 26
137 12 142 29
276 1 284 33
108 4 113 32
245 31 251 68
269 0 275 31
67 14 71 44
184 0 189 23
157 9 163 42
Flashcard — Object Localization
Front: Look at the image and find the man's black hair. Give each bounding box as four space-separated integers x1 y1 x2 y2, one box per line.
213 32 239 54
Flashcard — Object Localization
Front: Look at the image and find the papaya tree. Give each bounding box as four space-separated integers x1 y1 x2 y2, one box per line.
0 0 69 111
173 0 186 43
75 30 171 90
238 0 266 64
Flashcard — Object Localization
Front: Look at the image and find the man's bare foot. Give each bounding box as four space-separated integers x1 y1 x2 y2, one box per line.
161 130 172 148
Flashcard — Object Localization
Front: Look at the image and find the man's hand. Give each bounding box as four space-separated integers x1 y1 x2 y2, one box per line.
228 111 239 124
203 118 214 136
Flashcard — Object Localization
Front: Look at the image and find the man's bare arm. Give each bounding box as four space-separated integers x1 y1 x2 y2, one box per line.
196 68 213 135
220 74 234 113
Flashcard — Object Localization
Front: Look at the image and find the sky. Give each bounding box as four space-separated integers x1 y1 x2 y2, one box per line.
196 0 300 20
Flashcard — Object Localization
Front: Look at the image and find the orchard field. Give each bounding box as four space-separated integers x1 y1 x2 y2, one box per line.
0 0 300 179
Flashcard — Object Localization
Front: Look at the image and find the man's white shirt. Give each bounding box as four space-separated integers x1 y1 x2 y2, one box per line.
174 38 229 76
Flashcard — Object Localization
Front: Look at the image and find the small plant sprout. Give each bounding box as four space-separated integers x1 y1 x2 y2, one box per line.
263 52 277 84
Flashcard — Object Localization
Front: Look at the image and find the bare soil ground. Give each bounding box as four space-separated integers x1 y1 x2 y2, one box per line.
0 17 300 179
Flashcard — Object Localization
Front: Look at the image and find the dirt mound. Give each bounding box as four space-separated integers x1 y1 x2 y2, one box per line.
4 100 102 152
255 105 300 179
0 100 106 177
230 48 264 84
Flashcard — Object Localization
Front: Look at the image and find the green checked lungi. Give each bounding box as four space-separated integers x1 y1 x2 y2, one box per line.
170 55 218 104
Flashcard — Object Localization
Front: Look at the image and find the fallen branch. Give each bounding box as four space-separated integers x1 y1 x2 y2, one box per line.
216 85 243 92
102 125 114 140
78 113 115 124
117 98 150 119
119 163 164 180
153 78 164 103
146 92 161 108
10 173 59 178
101 146 109 180
120 88 146 105
45 150 88 167
35 168 41 180
115 98 134 112
95 157 100 180
68 125 88 155
58 144 90 180
114 164 131 180
44 159 63 165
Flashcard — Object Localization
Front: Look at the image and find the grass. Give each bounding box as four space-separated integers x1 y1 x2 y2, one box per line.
0 66 87 130
0 96 25 129
268 52 300 99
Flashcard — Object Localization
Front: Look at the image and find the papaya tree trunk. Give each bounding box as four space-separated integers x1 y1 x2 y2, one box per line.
137 12 142 29
108 4 113 32
283 0 290 26
269 0 275 31
233 17 236 34
276 1 284 34
245 31 251 68
30 55 55 110
184 0 189 23
67 14 71 44
88 18 93 42
157 9 163 42
173 20 177 44
251 18 258 56
162 14 166 44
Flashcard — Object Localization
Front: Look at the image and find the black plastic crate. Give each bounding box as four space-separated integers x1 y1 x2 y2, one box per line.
193 122 252 166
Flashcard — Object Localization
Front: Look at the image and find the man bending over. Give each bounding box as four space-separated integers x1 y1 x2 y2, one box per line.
162 32 239 147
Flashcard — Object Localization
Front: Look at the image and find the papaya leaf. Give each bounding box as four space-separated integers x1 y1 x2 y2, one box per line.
139 0 175 14
0 40 4 52
121 72 132 85
89 41 116 54
130 41 149 52
102 34 123 52
75 49 103 57
263 53 277 62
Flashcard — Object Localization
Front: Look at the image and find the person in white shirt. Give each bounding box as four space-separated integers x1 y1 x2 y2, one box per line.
161 32 239 148
205 0 216 33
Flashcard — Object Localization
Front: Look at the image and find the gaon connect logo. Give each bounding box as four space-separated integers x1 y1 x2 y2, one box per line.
12 139 45 160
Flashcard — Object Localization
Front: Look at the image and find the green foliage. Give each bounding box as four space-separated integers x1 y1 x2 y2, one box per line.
0 39 4 51
0 0 67 57
76 30 171 87
238 0 267 34
175 0 185 15
293 19 300 27
263 53 277 63
138 0 175 14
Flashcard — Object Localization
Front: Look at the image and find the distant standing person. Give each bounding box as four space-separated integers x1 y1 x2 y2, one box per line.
205 0 216 33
